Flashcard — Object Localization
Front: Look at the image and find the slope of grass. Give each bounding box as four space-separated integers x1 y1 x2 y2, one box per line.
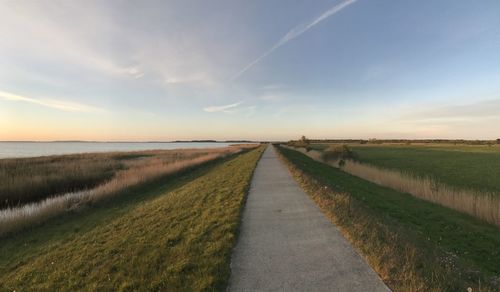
0 147 244 236
277 146 500 291
0 146 264 291
352 145 500 195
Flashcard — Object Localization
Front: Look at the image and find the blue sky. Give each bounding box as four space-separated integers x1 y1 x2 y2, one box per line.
1 0 499 141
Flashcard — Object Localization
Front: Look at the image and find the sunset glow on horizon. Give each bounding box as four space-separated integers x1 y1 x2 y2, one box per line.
1 0 500 141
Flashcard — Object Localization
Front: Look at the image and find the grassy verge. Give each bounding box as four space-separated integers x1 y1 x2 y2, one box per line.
276 145 500 291
0 145 265 291
295 144 500 226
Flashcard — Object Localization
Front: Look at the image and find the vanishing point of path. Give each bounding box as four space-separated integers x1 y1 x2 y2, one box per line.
229 146 389 291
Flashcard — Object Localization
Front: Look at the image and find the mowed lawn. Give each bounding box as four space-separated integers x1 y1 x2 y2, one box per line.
277 146 500 289
313 144 500 195
0 146 264 291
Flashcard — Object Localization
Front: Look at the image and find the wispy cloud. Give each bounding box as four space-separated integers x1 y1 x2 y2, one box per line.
0 90 105 113
203 102 243 113
0 2 143 79
232 0 358 80
402 99 500 121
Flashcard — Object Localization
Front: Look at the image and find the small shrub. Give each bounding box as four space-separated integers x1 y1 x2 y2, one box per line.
321 145 358 163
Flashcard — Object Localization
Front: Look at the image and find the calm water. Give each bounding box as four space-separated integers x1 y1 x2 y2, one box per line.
0 142 236 159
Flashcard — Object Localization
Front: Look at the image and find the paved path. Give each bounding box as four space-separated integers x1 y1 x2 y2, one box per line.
229 146 389 292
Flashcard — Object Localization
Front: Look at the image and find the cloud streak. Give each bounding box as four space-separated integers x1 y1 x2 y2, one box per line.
402 99 500 121
203 102 243 113
232 0 358 80
0 2 144 80
0 90 105 113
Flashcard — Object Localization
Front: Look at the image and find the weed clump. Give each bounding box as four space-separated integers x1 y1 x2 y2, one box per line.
321 145 358 165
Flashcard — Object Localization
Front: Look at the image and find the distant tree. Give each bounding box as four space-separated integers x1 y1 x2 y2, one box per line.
497 139 500 144
294 135 311 150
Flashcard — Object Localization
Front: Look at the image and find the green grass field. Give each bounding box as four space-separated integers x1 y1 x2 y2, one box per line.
352 145 500 195
0 146 264 291
277 146 500 290
312 143 500 195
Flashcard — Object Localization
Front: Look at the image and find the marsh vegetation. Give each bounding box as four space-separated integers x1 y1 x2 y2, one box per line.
0 146 264 290
0 145 257 236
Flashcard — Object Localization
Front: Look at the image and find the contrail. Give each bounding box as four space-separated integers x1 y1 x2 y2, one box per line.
232 0 358 80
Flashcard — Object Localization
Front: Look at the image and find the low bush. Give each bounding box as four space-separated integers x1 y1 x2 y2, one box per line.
321 144 358 163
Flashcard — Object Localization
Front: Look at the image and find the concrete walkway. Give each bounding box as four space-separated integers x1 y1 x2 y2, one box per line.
228 146 389 292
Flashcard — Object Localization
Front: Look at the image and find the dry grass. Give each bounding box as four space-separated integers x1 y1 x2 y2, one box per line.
285 145 500 226
0 146 249 236
339 160 500 226
0 153 122 208
0 146 257 209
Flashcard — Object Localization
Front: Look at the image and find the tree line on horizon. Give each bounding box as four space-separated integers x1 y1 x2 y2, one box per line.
290 137 500 145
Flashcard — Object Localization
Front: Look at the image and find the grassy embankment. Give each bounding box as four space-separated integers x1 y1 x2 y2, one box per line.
0 147 246 236
277 145 500 291
0 145 265 290
300 144 500 225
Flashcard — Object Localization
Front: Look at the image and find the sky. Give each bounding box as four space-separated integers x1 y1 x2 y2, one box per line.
1 0 499 141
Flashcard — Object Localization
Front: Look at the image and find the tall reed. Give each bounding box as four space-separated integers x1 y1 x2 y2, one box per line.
0 154 122 208
284 145 500 226
0 147 245 236
0 147 252 208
